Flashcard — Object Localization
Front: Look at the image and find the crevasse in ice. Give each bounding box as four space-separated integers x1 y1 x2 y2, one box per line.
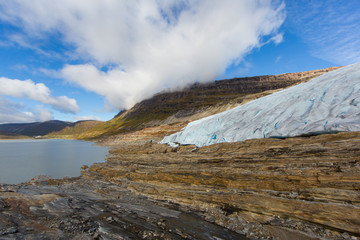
161 62 360 147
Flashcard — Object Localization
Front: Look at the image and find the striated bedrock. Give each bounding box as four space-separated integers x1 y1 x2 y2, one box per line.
161 62 360 147
85 132 360 240
0 178 248 240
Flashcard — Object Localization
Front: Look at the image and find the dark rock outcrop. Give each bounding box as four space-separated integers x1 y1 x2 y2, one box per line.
0 178 248 240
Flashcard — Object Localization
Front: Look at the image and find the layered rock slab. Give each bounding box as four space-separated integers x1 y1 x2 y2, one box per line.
0 178 247 240
86 132 360 239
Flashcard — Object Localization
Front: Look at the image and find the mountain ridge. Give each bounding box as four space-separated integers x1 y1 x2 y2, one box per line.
0 120 100 138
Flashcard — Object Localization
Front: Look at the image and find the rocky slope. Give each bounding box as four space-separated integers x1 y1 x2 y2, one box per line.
0 177 247 239
1 130 359 239
161 63 359 147
85 131 360 240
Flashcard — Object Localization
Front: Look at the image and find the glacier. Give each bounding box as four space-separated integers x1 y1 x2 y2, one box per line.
161 62 360 147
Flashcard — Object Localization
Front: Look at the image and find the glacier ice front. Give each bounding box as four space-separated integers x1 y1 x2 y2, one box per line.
161 62 360 147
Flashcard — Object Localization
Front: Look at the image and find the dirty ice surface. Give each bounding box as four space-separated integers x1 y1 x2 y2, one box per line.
161 62 360 147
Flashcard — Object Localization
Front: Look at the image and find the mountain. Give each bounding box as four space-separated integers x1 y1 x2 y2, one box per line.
0 130 30 139
45 120 103 139
0 67 339 140
0 120 74 137
73 67 339 139
3 65 359 240
161 62 360 147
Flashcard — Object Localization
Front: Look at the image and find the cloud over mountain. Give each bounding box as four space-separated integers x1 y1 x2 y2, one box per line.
0 0 285 110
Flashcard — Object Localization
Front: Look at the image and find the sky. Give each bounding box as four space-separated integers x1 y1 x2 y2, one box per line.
0 0 359 124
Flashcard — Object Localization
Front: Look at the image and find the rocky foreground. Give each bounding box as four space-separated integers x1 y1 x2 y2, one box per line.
1 130 360 240
0 177 246 240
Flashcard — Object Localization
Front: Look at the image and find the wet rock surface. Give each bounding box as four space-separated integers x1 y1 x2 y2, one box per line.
0 178 247 240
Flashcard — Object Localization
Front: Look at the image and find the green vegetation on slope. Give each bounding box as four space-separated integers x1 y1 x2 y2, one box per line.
0 131 31 140
46 120 103 139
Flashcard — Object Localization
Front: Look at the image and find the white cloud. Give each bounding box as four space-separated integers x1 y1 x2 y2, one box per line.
10 64 29 71
0 0 285 110
73 115 103 121
286 0 360 65
275 56 282 64
0 77 79 113
0 97 53 124
271 33 284 45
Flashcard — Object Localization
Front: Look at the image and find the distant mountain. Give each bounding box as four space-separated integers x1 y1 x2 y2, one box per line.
161 62 360 147
0 120 73 137
0 130 30 139
46 120 103 139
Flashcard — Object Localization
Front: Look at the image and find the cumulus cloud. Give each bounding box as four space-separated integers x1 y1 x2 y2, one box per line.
0 0 285 110
0 97 53 124
0 77 79 113
286 0 360 65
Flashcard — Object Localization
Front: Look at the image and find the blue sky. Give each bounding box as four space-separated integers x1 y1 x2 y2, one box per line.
0 0 359 124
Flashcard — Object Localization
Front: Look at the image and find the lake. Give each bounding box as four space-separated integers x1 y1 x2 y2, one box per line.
0 139 109 184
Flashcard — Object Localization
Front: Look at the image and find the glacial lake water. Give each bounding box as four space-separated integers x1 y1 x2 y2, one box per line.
0 139 109 184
